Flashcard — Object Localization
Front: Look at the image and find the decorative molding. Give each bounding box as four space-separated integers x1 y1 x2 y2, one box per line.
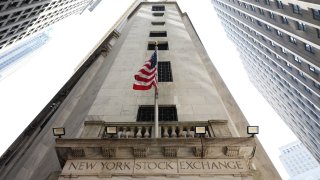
193 147 208 157
71 148 85 157
164 147 179 157
193 147 202 157
101 147 117 158
225 146 240 157
133 147 149 158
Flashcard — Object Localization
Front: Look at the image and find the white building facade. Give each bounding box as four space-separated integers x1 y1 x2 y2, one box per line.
280 141 320 180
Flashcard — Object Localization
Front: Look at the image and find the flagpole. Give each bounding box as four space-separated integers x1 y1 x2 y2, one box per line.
154 41 159 138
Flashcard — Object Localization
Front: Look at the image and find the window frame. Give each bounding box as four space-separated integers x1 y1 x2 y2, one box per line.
152 5 165 11
292 4 301 14
158 61 173 82
137 105 178 122
312 9 320 21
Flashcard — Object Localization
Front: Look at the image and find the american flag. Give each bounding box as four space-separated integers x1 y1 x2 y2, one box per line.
133 51 157 90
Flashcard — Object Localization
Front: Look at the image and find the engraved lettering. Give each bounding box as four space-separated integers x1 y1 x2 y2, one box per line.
167 161 174 169
227 161 236 169
69 162 78 170
116 162 123 170
218 161 228 169
124 162 131 170
106 162 116 170
78 162 85 170
158 162 166 170
148 162 157 169
186 161 194 169
211 162 220 169
193 161 201 169
135 162 141 170
202 161 211 169
86 162 97 170
236 161 244 169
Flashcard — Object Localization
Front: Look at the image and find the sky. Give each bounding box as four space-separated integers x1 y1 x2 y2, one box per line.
0 0 298 179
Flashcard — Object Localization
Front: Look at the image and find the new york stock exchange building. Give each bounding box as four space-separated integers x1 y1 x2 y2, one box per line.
0 1 281 180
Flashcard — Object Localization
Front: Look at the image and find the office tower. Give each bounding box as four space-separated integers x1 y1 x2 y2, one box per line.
0 1 280 179
0 29 50 80
212 0 320 162
279 140 320 180
0 0 91 50
88 0 102 12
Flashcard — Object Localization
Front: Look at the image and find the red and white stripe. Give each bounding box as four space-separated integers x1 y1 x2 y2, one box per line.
133 61 157 90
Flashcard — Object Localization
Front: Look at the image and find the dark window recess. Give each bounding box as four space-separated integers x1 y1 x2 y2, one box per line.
257 20 262 26
8 2 19 9
305 44 314 53
297 22 306 31
317 29 320 38
151 21 165 26
313 9 320 21
264 0 270 5
281 16 289 24
137 105 177 122
12 11 22 17
276 0 283 9
24 8 33 14
289 36 296 44
152 5 165 11
148 42 169 50
0 15 9 21
258 8 264 15
158 61 173 82
153 12 164 16
149 31 167 37
292 4 301 14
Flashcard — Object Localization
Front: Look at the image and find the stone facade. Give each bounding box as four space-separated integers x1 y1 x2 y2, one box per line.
0 1 280 179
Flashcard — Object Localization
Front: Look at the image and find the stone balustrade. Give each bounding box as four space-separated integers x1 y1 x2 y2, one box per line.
103 122 210 139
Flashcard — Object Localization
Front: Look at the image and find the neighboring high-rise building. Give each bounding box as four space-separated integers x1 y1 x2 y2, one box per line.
0 1 280 179
212 0 320 162
279 140 320 180
0 29 50 80
0 0 91 50
88 0 102 12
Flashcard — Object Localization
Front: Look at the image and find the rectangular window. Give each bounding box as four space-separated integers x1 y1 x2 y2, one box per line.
292 4 301 14
152 5 165 11
148 42 169 50
264 0 270 5
312 9 320 21
265 25 271 31
151 21 165 26
158 61 173 82
309 65 316 73
317 29 320 38
250 5 255 12
258 8 264 15
282 47 287 54
296 22 306 31
293 56 301 63
305 44 314 53
268 11 275 19
281 16 289 24
137 105 177 122
257 20 262 26
276 0 283 9
149 31 167 37
276 30 283 37
153 12 164 16
289 36 296 44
